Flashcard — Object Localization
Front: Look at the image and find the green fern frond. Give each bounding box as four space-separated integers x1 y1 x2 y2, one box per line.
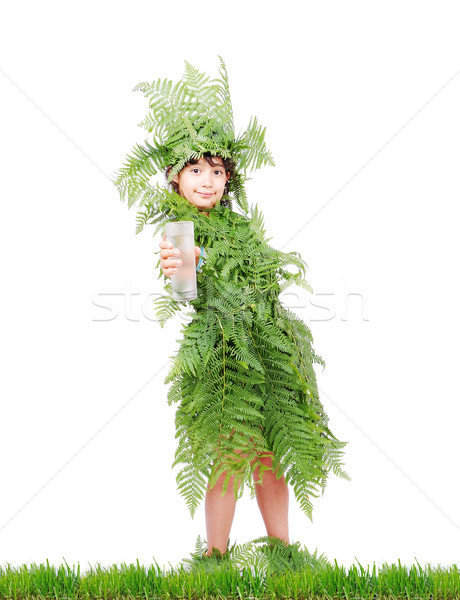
239 116 275 174
152 286 181 328
181 534 331 574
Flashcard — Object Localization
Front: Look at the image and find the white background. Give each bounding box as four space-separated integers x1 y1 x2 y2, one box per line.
1 0 459 572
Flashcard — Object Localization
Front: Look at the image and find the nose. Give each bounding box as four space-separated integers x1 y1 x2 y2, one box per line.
201 171 212 188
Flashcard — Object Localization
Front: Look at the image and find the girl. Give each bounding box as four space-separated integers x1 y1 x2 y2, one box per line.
114 58 348 561
159 155 289 557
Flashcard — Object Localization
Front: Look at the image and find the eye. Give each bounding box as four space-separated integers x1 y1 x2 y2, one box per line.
214 169 223 175
191 168 200 174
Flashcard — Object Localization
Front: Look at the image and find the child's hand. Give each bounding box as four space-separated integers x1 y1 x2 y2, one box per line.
159 233 202 278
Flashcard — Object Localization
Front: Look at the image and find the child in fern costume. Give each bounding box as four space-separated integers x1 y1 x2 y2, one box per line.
114 58 348 557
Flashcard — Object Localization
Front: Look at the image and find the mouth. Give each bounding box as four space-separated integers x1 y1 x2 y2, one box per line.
196 192 214 198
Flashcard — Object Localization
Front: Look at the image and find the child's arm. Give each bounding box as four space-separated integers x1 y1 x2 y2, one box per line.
159 233 202 278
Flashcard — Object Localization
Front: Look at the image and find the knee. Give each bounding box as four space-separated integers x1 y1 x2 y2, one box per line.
252 452 286 484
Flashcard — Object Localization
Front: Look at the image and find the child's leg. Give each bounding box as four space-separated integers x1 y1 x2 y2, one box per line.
204 435 289 555
253 452 289 544
205 470 240 556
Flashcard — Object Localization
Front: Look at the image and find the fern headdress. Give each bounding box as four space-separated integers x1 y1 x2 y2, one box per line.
113 59 348 522
114 57 274 214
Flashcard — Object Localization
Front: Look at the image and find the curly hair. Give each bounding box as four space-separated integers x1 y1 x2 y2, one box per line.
165 154 235 208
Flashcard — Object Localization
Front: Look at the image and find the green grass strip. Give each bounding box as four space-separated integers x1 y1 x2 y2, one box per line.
0 559 459 599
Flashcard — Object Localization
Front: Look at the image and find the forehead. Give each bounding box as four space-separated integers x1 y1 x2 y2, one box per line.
195 156 225 167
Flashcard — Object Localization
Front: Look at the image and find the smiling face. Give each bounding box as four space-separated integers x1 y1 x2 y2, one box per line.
172 156 230 213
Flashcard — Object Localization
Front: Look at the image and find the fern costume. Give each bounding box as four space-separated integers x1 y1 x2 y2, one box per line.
114 58 348 520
